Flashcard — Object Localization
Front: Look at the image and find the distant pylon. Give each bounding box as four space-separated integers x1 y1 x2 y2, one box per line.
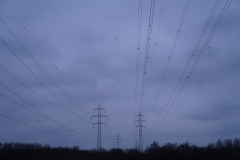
114 134 122 148
91 103 108 150
135 111 146 151
134 140 138 150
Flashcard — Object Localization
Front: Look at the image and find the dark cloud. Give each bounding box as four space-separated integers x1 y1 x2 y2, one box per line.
0 0 239 149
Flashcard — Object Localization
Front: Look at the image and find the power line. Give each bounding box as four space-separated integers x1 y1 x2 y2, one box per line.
166 0 222 108
139 0 156 111
0 64 71 114
148 0 232 132
0 36 90 123
147 0 190 118
145 0 165 88
0 113 82 137
0 16 92 115
135 0 143 121
134 0 144 147
147 0 221 127
2 0 94 114
0 80 44 116
0 92 86 126
168 0 232 122
0 81 92 135
143 0 165 119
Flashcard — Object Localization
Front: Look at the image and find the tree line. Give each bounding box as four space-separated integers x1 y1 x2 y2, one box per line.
0 138 240 160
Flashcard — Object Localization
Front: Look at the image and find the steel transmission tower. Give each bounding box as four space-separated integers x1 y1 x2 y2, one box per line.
91 103 108 150
114 134 122 148
135 111 146 151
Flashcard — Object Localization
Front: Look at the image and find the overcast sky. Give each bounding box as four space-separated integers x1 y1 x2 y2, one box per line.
0 0 239 150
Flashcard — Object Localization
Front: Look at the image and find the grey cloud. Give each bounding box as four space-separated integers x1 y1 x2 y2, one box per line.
0 0 240 150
